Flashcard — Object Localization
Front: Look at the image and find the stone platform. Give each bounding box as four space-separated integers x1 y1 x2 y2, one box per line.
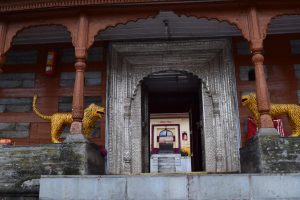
240 132 300 173
40 173 300 200
0 141 104 199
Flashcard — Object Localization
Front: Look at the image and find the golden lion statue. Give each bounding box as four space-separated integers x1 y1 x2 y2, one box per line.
33 95 105 143
241 93 300 136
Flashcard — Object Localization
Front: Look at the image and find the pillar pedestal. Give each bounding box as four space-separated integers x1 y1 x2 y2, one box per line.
240 128 300 173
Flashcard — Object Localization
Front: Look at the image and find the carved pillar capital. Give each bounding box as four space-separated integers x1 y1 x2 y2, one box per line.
75 47 88 60
250 39 263 54
74 59 86 70
251 51 264 64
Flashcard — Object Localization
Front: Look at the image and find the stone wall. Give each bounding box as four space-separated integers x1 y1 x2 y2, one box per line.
240 133 300 173
0 123 30 138
0 98 32 113
0 73 35 88
0 142 104 198
60 71 101 87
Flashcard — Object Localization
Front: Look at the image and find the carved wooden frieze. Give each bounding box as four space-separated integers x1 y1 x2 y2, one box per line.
107 39 241 174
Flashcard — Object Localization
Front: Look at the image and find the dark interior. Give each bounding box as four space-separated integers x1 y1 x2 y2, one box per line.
142 71 204 171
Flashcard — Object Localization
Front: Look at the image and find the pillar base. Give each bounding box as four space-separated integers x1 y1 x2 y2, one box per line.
66 121 88 143
257 128 278 136
70 121 83 134
259 114 274 128
64 134 89 143
240 131 300 173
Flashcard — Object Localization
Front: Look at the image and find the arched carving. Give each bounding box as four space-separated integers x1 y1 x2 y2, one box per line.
4 18 78 54
88 10 160 48
88 7 249 47
264 12 300 39
130 69 213 102
174 9 250 41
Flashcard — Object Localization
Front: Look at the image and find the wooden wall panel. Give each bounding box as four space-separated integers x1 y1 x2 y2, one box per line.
0 42 107 146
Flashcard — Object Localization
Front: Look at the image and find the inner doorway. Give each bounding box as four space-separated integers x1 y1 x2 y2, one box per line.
141 71 204 173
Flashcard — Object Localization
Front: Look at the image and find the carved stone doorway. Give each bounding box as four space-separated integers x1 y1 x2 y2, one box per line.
142 71 203 172
107 39 241 175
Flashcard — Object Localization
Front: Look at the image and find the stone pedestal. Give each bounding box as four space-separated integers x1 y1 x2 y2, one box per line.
240 128 300 173
0 142 104 198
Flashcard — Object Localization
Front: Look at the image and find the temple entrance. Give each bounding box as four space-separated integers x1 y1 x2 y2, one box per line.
107 39 240 175
141 71 203 172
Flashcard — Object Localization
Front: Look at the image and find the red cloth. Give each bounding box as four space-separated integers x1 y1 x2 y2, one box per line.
246 117 286 140
246 117 257 140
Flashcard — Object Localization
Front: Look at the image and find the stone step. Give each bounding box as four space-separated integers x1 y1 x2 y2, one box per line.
40 173 300 200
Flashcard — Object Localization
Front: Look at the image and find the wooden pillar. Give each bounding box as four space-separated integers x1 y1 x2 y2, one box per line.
249 7 274 128
0 22 7 73
70 14 89 134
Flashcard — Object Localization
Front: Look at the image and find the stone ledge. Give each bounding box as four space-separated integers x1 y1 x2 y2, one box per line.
0 142 104 196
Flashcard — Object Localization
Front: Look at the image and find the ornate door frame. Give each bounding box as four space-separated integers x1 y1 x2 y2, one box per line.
106 39 241 174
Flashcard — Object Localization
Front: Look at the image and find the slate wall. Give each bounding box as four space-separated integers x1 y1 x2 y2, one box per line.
0 142 104 198
240 134 300 173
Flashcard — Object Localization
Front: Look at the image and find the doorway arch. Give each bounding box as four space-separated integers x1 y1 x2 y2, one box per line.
107 39 240 174
141 70 204 172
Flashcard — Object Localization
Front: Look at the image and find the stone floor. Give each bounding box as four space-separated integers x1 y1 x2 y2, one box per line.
40 173 300 200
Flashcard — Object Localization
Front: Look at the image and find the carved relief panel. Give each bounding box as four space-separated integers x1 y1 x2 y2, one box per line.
107 39 240 174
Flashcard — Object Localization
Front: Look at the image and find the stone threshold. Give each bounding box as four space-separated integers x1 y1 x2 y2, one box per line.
40 173 300 200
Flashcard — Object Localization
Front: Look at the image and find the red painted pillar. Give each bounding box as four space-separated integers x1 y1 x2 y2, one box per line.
248 7 274 128
0 22 7 73
70 14 89 134
250 40 273 128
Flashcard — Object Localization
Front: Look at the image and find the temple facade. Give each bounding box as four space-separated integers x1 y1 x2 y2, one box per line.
1 0 300 177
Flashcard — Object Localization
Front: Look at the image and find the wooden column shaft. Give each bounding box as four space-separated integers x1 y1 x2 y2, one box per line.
248 7 274 128
71 14 89 131
0 22 7 73
72 59 86 121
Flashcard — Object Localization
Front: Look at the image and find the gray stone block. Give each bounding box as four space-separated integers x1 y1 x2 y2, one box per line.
0 130 29 138
0 73 34 80
39 174 300 200
127 176 187 200
16 123 30 131
0 123 15 131
0 73 35 89
58 103 71 112
85 78 101 86
60 79 74 87
0 80 22 88
240 131 300 173
0 142 104 195
0 105 5 113
189 175 250 200
6 105 32 112
251 174 300 199
85 72 101 79
0 98 32 105
22 80 35 88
